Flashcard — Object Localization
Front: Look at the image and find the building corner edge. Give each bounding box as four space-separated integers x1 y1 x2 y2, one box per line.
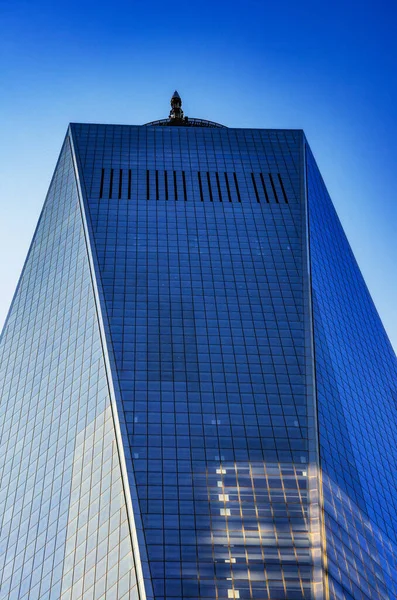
67 125 152 600
301 132 329 600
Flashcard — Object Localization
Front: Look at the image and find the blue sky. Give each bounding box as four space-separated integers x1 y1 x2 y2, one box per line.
1 0 397 349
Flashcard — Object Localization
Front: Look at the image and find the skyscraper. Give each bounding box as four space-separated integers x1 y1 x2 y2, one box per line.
1 92 396 600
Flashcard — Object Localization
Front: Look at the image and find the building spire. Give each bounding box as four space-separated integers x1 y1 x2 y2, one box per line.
169 90 184 121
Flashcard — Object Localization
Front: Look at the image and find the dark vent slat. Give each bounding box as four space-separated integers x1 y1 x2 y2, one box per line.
233 173 241 203
251 173 260 203
224 173 232 202
206 172 213 202
109 169 114 199
99 168 105 199
269 173 279 204
278 174 289 204
128 169 132 199
198 172 204 202
182 171 187 201
164 171 169 200
215 172 223 202
118 169 123 199
259 173 270 203
173 171 178 200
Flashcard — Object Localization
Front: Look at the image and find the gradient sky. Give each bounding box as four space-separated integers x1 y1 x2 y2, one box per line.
1 0 396 350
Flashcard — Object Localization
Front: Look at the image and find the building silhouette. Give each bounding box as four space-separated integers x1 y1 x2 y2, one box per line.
0 93 396 600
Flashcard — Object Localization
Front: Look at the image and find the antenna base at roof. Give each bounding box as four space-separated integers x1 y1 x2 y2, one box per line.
143 91 227 128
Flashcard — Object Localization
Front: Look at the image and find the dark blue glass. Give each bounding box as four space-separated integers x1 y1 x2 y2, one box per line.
307 144 397 600
71 123 317 600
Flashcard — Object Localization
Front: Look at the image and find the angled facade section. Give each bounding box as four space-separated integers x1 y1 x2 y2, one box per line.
0 137 141 600
306 145 397 600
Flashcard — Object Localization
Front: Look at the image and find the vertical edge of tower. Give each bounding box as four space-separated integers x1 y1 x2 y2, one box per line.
68 126 152 600
301 132 328 600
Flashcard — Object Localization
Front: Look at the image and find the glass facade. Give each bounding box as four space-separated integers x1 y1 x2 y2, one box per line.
0 118 395 600
70 123 321 600
307 145 397 600
0 139 140 600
